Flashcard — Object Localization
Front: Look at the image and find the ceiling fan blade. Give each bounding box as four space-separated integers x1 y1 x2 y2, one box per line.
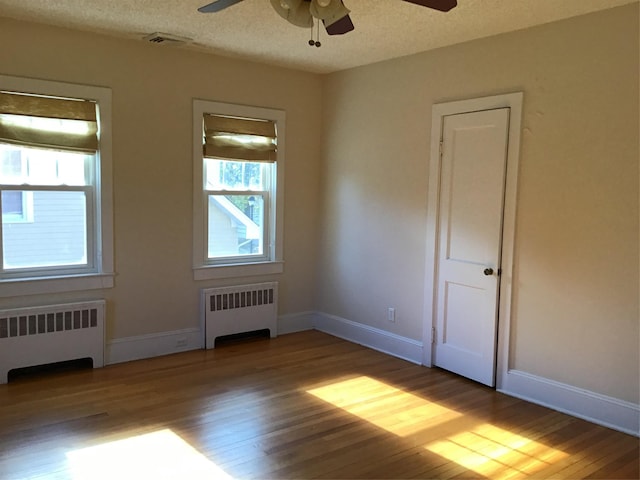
402 0 457 12
198 0 246 13
324 14 354 35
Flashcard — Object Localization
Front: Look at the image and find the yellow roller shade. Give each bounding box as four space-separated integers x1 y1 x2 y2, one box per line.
203 114 277 162
0 91 98 153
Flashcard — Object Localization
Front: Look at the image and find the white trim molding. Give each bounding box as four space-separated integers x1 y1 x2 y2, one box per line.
105 312 318 366
0 273 114 297
107 312 421 366
192 100 285 282
500 369 640 437
106 327 202 365
194 261 284 280
0 74 115 296
313 312 423 365
423 92 524 375
103 312 639 437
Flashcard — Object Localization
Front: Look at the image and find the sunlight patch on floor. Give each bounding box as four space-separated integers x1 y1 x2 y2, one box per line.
66 428 232 480
424 423 569 479
306 375 462 436
307 375 568 479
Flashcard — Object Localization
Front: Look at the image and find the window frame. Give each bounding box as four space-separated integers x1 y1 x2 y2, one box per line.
0 75 114 297
193 100 284 280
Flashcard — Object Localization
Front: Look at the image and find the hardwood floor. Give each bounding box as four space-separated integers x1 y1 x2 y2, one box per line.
0 330 638 479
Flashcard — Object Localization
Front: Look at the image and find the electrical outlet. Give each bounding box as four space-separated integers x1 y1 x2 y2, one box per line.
387 307 396 323
176 337 188 348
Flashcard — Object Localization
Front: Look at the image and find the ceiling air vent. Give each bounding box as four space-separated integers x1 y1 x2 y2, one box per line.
143 32 192 46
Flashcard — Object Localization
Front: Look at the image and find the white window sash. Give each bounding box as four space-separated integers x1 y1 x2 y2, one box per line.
204 190 270 265
192 99 285 280
0 74 113 295
0 185 95 278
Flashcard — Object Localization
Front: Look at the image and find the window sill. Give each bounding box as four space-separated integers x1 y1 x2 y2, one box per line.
193 261 283 280
0 273 115 297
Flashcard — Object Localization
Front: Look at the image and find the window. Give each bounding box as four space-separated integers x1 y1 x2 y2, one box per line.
0 75 113 295
193 100 284 279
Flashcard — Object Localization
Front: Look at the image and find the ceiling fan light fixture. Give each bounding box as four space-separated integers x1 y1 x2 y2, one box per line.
310 0 349 23
279 0 298 9
270 0 313 28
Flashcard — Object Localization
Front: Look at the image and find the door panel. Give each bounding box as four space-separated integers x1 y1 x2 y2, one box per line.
443 281 485 352
433 108 509 387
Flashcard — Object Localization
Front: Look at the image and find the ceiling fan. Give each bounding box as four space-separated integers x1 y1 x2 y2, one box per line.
198 0 457 38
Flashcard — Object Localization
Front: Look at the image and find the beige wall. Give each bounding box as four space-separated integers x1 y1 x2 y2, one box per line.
0 18 323 339
318 4 639 403
1 5 638 406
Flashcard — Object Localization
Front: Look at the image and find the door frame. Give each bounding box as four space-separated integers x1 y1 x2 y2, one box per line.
422 92 523 391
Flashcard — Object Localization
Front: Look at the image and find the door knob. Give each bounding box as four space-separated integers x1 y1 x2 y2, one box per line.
483 268 494 276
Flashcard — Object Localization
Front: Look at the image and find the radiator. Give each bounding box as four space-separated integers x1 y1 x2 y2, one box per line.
0 300 105 384
202 282 278 348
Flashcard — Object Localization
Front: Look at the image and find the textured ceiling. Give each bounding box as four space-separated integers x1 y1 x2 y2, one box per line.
0 0 637 73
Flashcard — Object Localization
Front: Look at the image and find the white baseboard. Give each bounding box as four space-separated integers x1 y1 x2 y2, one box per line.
313 312 423 365
105 312 421 367
102 314 639 438
106 327 202 365
106 311 317 365
499 369 640 437
278 311 315 335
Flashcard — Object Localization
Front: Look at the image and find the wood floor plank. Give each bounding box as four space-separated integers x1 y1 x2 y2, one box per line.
0 330 637 479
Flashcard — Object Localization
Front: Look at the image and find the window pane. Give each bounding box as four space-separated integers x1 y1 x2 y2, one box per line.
204 159 264 190
208 194 264 258
25 149 88 186
2 190 87 269
0 144 88 186
0 145 25 183
2 191 23 216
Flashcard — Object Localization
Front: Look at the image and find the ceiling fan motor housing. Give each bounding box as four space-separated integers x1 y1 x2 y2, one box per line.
270 0 313 28
310 0 350 26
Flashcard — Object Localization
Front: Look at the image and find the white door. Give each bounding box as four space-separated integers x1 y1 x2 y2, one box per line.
433 108 510 387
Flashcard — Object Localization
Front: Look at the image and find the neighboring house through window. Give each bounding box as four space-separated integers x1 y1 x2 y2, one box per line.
0 75 113 296
193 100 284 279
